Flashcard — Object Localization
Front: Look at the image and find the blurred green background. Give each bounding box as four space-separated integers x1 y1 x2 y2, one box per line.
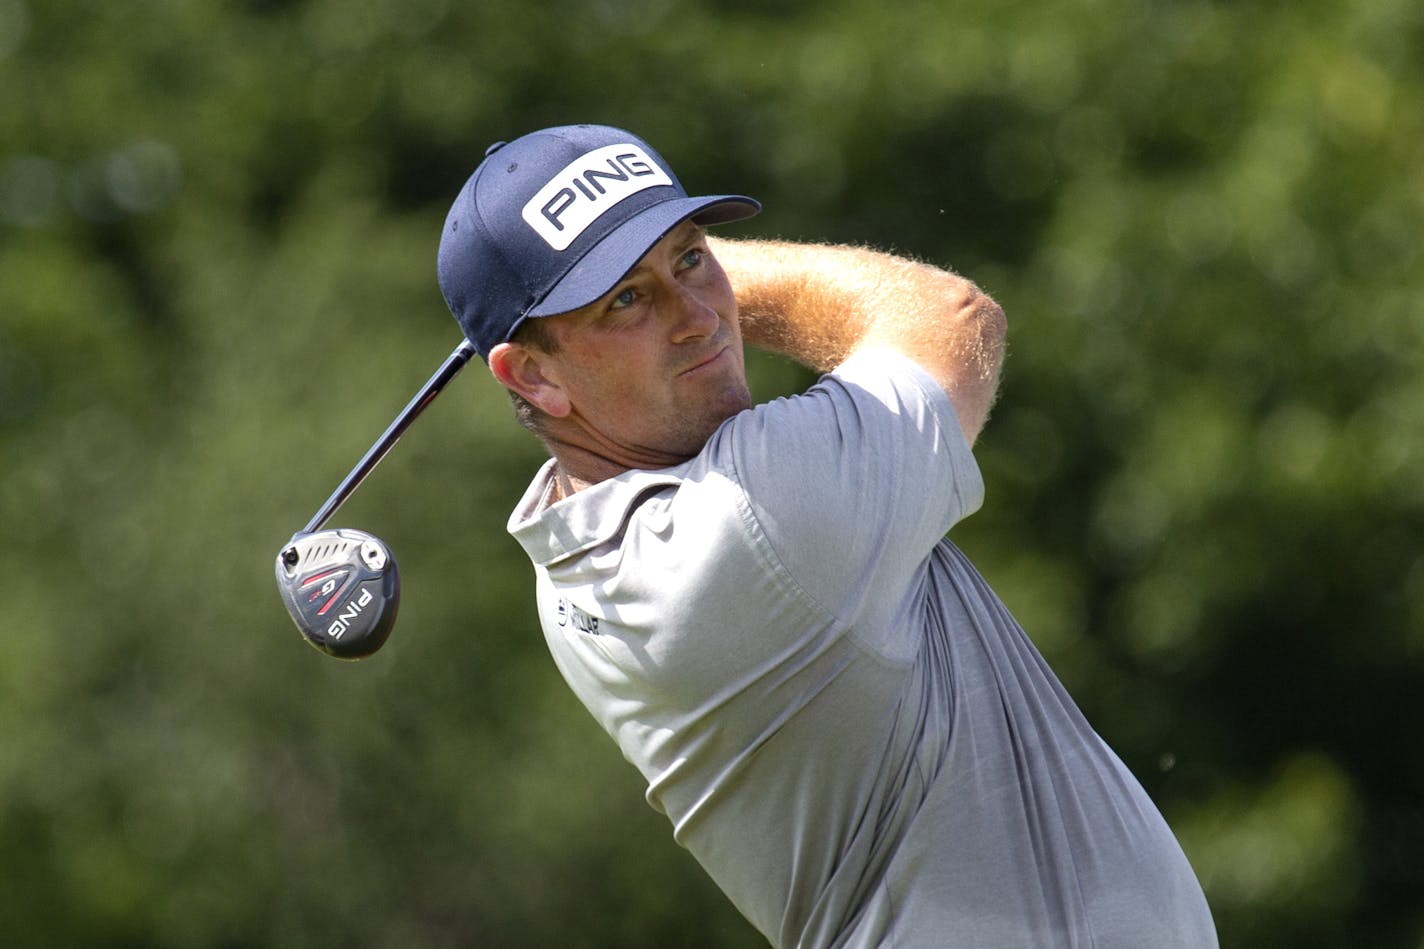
3 0 1422 945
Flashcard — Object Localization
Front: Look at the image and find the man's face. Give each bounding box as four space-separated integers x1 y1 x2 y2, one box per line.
522 222 752 468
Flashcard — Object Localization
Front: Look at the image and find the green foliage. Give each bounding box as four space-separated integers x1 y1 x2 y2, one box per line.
2 0 1422 944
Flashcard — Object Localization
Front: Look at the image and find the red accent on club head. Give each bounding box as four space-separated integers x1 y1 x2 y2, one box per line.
300 567 344 589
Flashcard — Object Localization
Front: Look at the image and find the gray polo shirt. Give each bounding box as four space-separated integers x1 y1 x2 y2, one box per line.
509 348 1216 948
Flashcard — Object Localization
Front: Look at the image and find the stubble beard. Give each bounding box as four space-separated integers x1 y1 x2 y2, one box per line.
662 373 754 460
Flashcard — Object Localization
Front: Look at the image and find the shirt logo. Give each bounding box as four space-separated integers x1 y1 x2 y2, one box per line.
555 597 601 635
522 144 672 251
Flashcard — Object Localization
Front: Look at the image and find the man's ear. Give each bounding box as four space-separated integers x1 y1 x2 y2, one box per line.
488 342 571 418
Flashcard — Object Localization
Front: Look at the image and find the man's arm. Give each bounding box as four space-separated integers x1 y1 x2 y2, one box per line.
708 237 1007 445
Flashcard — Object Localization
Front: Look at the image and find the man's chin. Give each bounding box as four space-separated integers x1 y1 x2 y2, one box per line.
712 375 754 419
664 392 752 459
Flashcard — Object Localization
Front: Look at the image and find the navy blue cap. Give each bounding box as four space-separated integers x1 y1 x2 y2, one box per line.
438 124 761 360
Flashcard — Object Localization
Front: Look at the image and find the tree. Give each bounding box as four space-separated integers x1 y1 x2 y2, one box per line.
1 0 1420 944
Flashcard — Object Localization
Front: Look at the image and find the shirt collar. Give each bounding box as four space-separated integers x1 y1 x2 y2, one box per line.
507 458 686 566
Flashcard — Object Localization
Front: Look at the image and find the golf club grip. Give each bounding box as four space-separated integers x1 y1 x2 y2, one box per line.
302 339 477 534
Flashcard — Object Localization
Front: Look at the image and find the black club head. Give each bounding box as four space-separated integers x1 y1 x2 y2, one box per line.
275 528 400 659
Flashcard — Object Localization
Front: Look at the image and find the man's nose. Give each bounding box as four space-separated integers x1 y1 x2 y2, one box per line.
665 281 720 342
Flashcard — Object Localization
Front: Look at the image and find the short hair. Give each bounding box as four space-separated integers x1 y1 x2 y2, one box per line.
505 317 560 438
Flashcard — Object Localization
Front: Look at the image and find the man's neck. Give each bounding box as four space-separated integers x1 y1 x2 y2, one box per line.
549 463 590 502
542 430 696 499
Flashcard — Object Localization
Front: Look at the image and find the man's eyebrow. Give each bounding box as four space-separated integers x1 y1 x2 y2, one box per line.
662 220 706 251
618 223 707 282
675 220 708 243
619 261 652 281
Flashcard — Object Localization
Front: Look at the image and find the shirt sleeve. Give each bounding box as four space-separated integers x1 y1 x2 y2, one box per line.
710 346 985 645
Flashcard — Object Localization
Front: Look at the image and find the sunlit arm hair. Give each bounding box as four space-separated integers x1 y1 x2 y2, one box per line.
708 237 1006 445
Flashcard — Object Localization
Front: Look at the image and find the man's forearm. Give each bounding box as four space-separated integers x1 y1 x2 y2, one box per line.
709 236 1007 443
709 237 878 371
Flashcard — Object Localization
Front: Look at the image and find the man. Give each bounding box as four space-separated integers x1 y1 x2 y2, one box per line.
438 124 1217 947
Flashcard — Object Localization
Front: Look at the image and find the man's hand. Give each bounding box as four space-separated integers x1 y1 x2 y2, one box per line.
709 237 1006 444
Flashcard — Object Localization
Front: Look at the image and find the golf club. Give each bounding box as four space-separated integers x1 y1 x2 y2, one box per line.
275 339 476 659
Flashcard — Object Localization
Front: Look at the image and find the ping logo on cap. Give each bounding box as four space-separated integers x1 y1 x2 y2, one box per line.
522 144 673 251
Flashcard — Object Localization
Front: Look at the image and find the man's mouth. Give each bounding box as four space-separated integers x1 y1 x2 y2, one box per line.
679 345 729 377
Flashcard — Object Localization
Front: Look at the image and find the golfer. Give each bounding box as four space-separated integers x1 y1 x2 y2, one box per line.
438 124 1217 947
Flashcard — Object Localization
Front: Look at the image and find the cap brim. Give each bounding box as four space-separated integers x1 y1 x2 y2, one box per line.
525 194 760 320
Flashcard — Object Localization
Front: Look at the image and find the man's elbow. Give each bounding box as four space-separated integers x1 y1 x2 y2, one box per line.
964 282 1007 382
942 279 1006 445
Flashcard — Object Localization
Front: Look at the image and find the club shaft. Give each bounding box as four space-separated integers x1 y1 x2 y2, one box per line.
302 339 477 534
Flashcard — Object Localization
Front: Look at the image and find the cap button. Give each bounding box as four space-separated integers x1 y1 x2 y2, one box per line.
484 140 507 157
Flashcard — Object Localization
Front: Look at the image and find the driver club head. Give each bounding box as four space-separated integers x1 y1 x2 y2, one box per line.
275 528 400 660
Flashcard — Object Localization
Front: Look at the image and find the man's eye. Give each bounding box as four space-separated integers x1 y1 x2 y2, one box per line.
609 287 636 310
679 249 703 271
